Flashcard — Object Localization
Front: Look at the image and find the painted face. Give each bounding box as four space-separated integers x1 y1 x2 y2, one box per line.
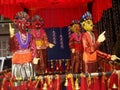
15 18 30 33
81 19 94 31
35 21 42 29
70 23 80 33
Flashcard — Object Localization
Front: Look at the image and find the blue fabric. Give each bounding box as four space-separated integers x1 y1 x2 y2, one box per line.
44 26 71 60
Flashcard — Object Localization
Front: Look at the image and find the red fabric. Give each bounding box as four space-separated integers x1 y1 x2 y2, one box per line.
100 75 107 90
27 81 36 90
19 82 27 90
2 81 9 90
53 75 61 90
29 6 88 28
0 0 112 28
92 0 112 23
0 0 92 6
66 78 73 90
80 76 88 90
39 81 43 90
90 77 100 90
108 71 118 90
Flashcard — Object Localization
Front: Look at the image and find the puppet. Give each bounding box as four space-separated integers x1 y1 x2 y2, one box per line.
69 20 83 73
80 11 119 73
31 15 54 74
9 11 35 78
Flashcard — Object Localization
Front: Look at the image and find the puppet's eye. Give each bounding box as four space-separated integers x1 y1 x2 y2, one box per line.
87 20 90 24
82 23 85 27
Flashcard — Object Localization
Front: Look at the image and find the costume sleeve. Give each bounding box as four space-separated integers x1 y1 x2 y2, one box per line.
9 35 19 52
29 35 37 58
96 50 111 60
82 33 94 53
42 30 49 48
82 33 101 54
69 35 74 49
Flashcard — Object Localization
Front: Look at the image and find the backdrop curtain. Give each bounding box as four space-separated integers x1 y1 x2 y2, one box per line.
0 0 112 28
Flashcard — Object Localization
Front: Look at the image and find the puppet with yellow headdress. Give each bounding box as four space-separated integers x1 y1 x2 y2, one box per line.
80 11 119 73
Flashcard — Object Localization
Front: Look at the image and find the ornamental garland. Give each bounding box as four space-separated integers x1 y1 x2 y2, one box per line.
52 28 56 44
60 28 64 49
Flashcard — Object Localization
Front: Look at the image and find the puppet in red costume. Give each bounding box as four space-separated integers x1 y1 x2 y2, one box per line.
69 20 83 73
9 11 35 78
31 15 54 74
80 11 119 73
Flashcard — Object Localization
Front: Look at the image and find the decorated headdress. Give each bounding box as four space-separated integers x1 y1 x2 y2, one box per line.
14 11 30 21
14 11 30 33
80 11 92 23
32 15 44 26
69 20 81 32
69 20 80 26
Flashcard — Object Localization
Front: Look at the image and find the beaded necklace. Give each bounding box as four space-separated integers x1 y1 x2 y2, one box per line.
15 32 31 49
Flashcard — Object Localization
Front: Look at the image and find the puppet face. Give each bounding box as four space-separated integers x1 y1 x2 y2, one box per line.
81 19 93 31
70 23 80 33
15 18 30 33
32 15 44 30
14 11 30 34
33 21 43 29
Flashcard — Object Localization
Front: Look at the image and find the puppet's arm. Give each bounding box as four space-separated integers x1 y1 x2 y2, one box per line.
97 31 106 43
69 35 75 53
9 23 14 38
97 50 119 60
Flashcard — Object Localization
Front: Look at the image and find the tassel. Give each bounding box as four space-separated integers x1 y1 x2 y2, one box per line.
39 76 44 90
118 71 120 90
64 76 68 86
75 78 80 90
87 73 91 89
56 60 59 71
53 75 61 90
112 83 117 89
42 82 47 90
67 74 75 90
101 72 107 90
35 76 41 88
46 75 53 89
50 60 54 72
108 70 118 89
80 74 88 90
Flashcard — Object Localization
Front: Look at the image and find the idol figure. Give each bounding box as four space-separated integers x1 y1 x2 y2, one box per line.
69 20 83 73
80 11 119 73
9 11 35 78
31 15 54 74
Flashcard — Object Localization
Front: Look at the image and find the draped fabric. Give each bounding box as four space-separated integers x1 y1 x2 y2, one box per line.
0 0 112 28
32 7 88 28
92 0 112 23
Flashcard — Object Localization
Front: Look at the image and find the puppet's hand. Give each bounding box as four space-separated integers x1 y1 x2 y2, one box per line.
97 31 106 43
9 23 14 37
111 55 119 61
49 43 54 48
71 48 75 53
33 58 40 64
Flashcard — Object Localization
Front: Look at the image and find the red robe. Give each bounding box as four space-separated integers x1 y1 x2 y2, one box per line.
31 29 49 74
69 32 83 73
82 31 111 73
